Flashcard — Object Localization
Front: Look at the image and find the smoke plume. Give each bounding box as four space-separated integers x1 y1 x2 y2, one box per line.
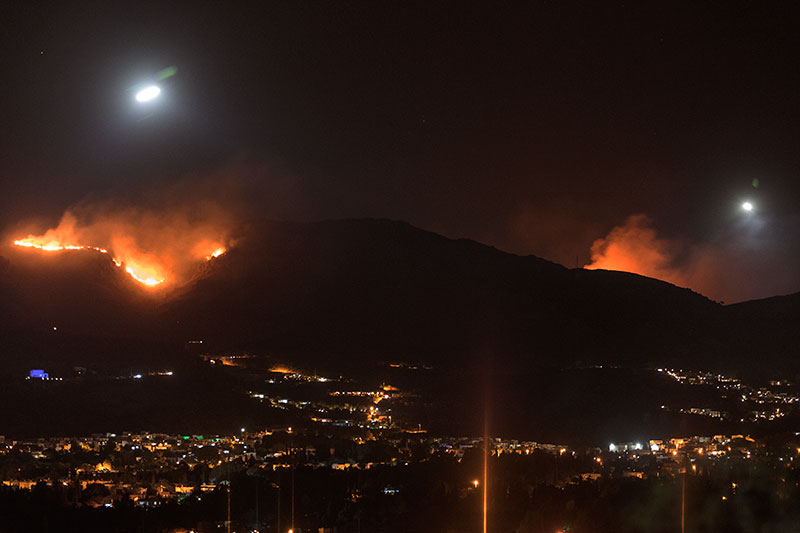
8 177 247 288
585 214 800 303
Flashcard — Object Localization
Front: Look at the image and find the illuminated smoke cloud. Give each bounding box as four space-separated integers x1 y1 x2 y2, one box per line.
584 214 682 285
11 184 239 288
585 213 800 303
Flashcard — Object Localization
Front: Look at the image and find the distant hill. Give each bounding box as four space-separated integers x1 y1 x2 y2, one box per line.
158 219 722 369
1 219 798 379
722 292 800 378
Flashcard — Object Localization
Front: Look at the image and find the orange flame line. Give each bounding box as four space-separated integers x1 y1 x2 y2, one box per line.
13 239 166 287
12 237 227 288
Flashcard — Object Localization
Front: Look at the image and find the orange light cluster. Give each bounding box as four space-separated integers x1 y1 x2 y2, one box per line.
269 366 297 374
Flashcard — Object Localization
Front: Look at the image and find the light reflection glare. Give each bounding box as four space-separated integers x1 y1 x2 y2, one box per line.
135 85 161 102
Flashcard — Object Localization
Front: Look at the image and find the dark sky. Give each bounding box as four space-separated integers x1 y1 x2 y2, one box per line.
2 2 799 301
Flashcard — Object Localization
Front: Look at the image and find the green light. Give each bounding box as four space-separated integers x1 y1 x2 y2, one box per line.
156 65 178 80
128 66 178 94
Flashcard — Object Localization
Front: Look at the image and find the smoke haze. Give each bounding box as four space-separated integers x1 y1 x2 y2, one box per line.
5 173 256 288
585 214 800 303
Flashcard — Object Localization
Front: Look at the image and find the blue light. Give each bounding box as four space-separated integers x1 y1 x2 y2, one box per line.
29 369 48 379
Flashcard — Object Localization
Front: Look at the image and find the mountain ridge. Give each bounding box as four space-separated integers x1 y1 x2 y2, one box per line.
1 218 796 379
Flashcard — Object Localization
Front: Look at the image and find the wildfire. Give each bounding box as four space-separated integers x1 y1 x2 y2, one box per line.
125 266 166 287
13 240 109 255
10 179 240 290
207 247 226 260
12 236 227 288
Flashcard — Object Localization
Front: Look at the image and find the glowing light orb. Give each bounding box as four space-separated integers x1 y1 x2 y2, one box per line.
135 85 161 102
742 201 754 212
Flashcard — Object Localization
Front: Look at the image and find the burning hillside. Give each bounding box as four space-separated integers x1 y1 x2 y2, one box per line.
12 206 233 288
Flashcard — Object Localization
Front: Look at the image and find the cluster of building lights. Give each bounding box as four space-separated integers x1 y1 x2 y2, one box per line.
657 368 799 422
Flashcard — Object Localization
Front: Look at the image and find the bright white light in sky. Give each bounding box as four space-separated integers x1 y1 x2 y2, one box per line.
135 85 161 102
742 201 754 212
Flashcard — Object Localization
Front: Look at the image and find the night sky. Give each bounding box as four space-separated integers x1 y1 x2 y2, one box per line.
2 2 799 302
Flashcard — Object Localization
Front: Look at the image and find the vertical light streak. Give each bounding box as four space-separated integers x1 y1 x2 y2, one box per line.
227 483 231 533
483 406 489 533
681 469 686 533
291 466 295 532
291 430 296 533
277 475 281 533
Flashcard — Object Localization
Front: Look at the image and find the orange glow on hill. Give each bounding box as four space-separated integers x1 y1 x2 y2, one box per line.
583 214 682 285
584 241 663 274
14 239 109 254
12 232 227 289
10 181 238 289
269 366 297 374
